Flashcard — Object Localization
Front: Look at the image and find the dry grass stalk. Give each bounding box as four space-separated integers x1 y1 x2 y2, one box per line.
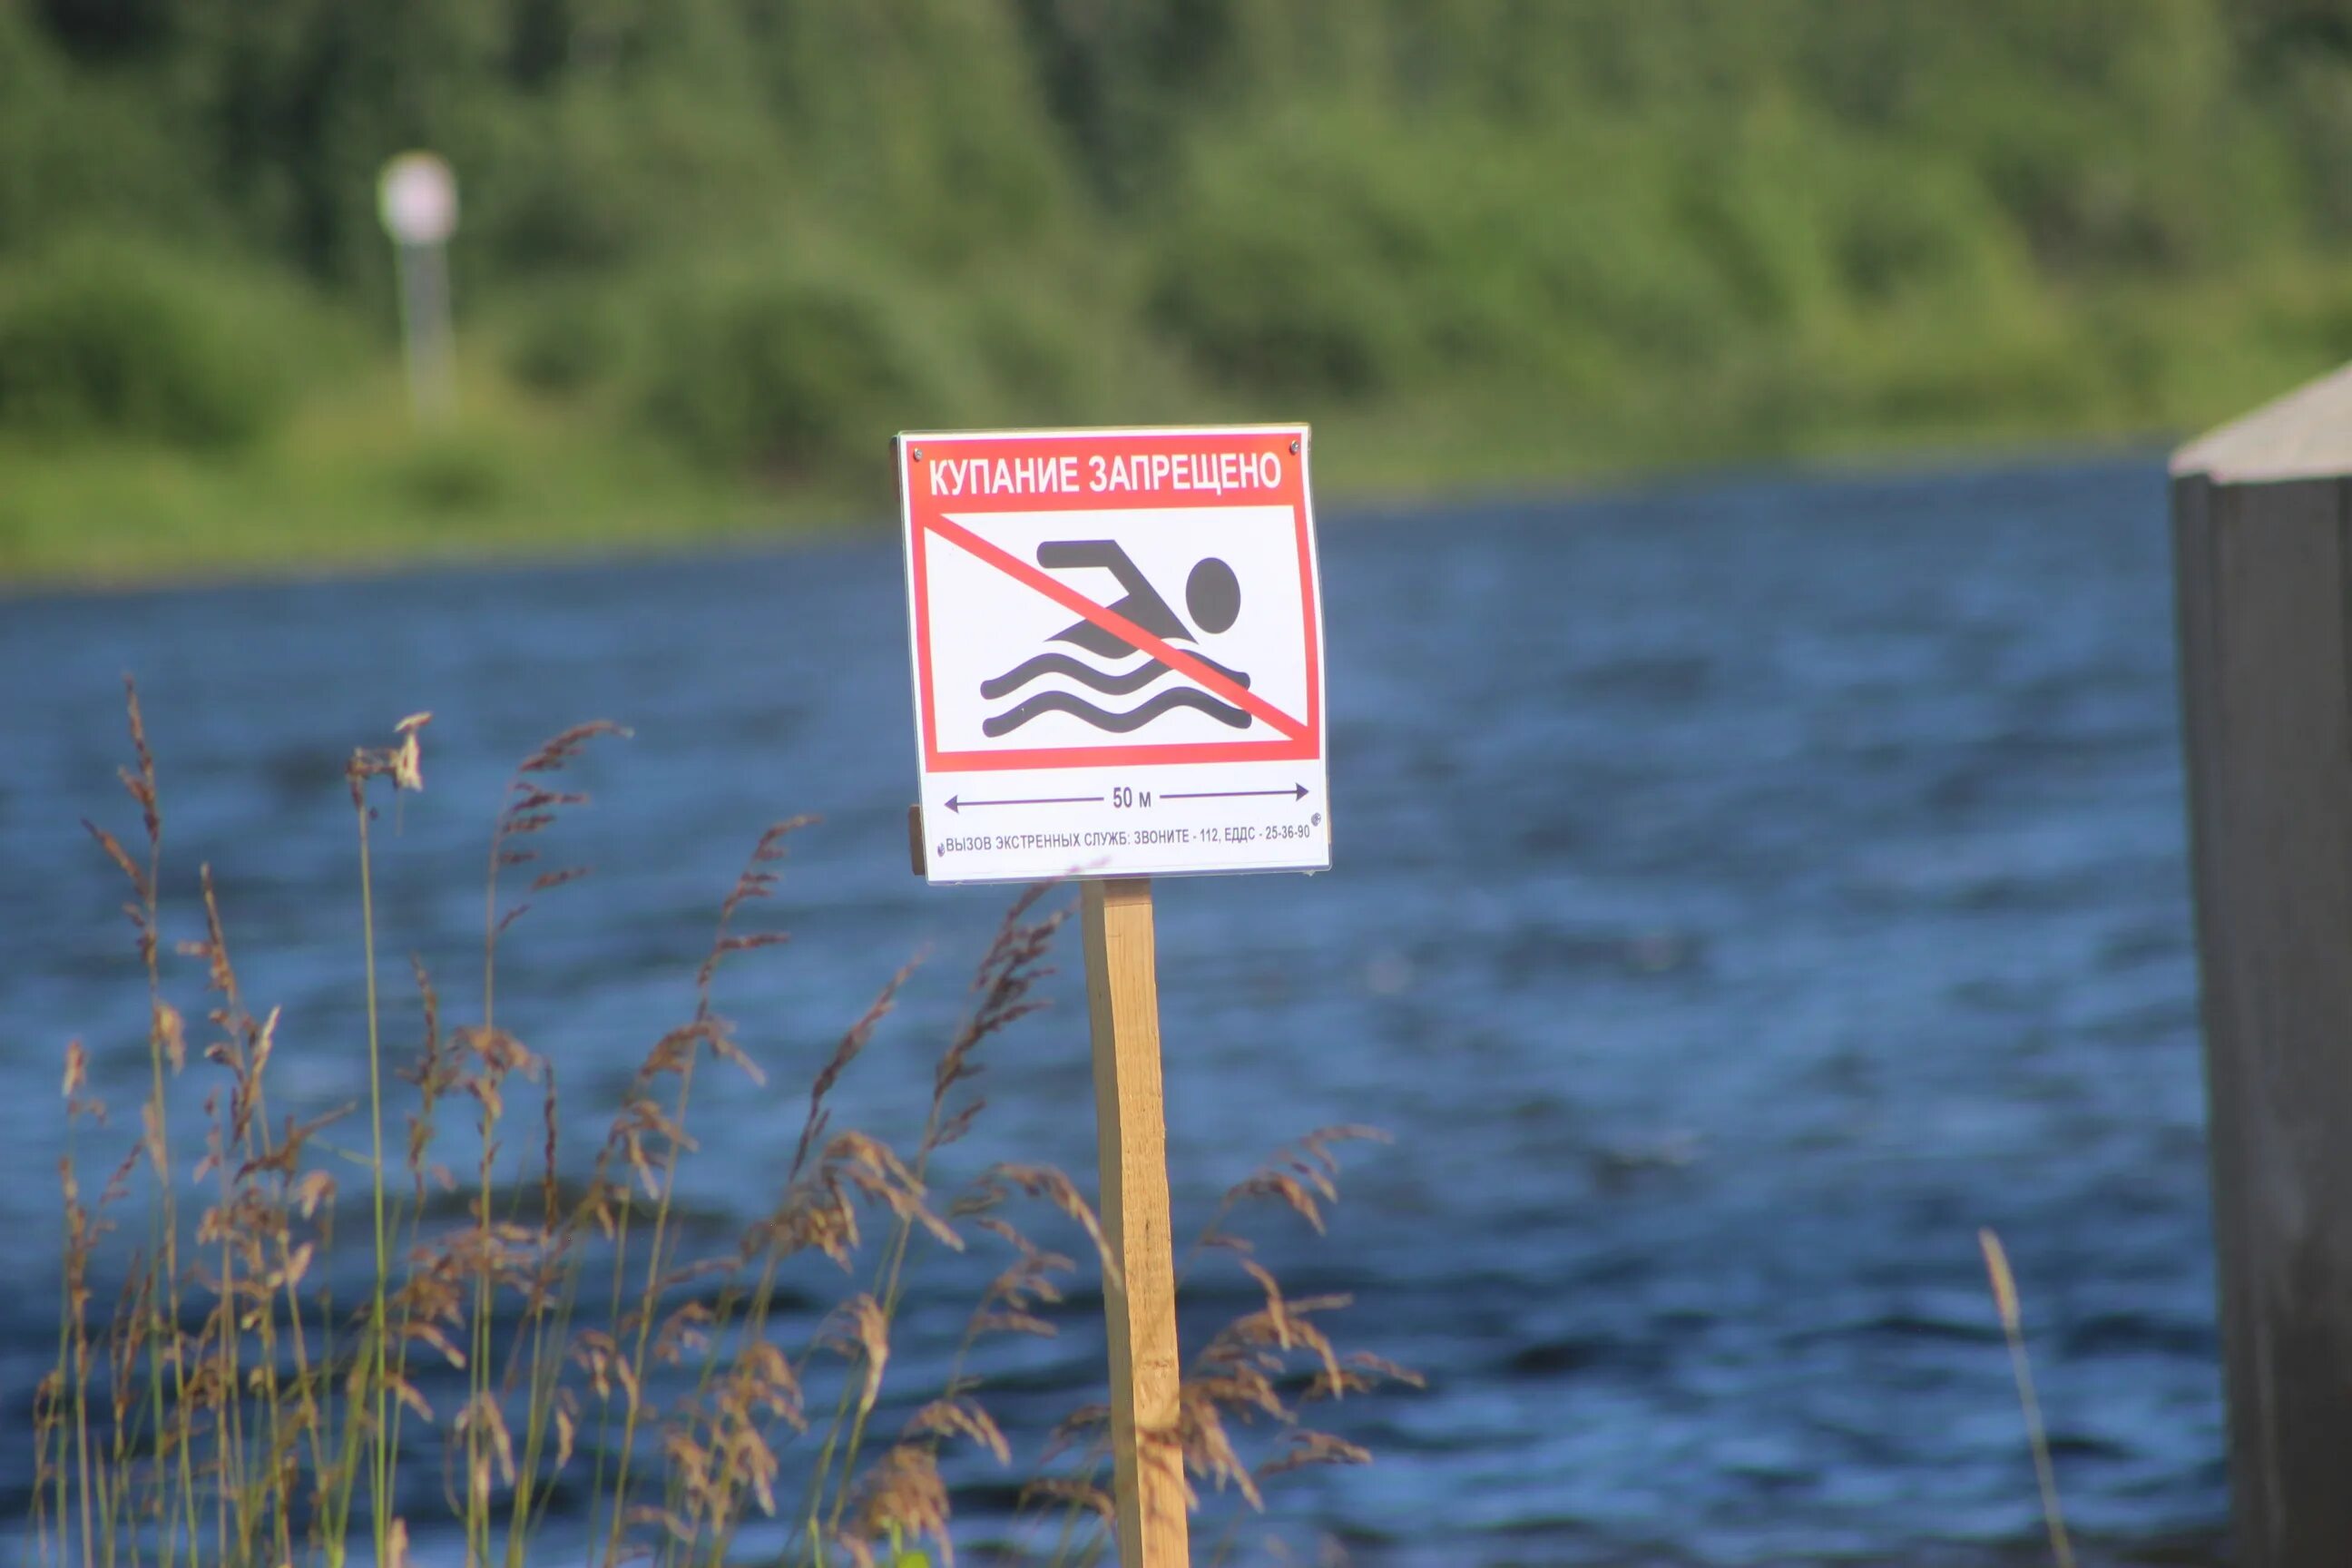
1004 1131 1420 1565
838 1442 951 1568
1979 1228 2076 1568
37 689 1412 1568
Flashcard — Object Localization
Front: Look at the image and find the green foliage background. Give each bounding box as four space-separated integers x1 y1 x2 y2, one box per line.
8 0 2352 578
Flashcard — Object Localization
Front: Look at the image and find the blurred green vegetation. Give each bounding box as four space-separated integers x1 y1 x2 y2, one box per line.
9 0 2352 580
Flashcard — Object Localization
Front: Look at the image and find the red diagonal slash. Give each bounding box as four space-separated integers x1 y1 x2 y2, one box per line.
926 513 1309 741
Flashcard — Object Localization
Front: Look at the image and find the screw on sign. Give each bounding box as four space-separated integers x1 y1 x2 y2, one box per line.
897 426 1330 1565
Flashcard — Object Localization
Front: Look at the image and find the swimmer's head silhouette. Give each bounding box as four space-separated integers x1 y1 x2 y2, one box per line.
1186 557 1240 634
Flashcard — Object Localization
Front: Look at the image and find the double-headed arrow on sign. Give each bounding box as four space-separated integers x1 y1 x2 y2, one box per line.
946 784 1309 812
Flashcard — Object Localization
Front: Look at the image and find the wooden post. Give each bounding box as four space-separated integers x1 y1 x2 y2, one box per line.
1082 878 1190 1566
2173 364 2352 1568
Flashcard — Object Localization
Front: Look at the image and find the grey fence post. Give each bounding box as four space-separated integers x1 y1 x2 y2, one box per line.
2174 365 2352 1568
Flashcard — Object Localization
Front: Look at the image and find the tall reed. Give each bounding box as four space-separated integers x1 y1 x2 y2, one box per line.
1979 1228 2075 1568
31 688 1412 1568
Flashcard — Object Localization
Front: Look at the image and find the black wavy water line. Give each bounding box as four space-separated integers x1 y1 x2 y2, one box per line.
979 651 1253 700
981 686 1252 737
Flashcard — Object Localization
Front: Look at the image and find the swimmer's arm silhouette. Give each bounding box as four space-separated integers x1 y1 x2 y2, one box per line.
1036 539 1142 583
1036 539 1188 655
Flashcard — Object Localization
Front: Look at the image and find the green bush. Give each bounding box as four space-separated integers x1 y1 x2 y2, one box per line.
0 12 215 256
505 308 609 397
0 238 311 448
1144 111 1739 399
504 281 629 397
637 261 949 478
394 430 510 514
1143 116 1452 397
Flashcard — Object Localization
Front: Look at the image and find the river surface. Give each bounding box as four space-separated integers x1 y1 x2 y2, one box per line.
0 458 2225 1565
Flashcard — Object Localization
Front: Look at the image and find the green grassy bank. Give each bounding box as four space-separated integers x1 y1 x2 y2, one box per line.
8 0 2352 584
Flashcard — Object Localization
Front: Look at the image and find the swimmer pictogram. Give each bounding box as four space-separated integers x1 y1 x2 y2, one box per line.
980 541 1250 736
913 510 1311 759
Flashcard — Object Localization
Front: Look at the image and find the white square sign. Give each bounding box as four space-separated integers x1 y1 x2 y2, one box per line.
898 426 1330 884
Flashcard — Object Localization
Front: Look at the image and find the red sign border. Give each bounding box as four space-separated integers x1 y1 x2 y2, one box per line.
901 426 1323 774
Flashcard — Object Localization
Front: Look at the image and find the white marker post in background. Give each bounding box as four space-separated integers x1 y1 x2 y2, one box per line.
899 426 1330 1565
377 152 459 425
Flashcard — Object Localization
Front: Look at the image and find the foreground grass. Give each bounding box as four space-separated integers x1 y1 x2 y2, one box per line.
39 686 1411 1568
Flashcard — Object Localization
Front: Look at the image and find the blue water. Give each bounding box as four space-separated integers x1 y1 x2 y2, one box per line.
0 457 2224 1564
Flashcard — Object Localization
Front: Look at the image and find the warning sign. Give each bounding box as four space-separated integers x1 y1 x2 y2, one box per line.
899 426 1330 884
